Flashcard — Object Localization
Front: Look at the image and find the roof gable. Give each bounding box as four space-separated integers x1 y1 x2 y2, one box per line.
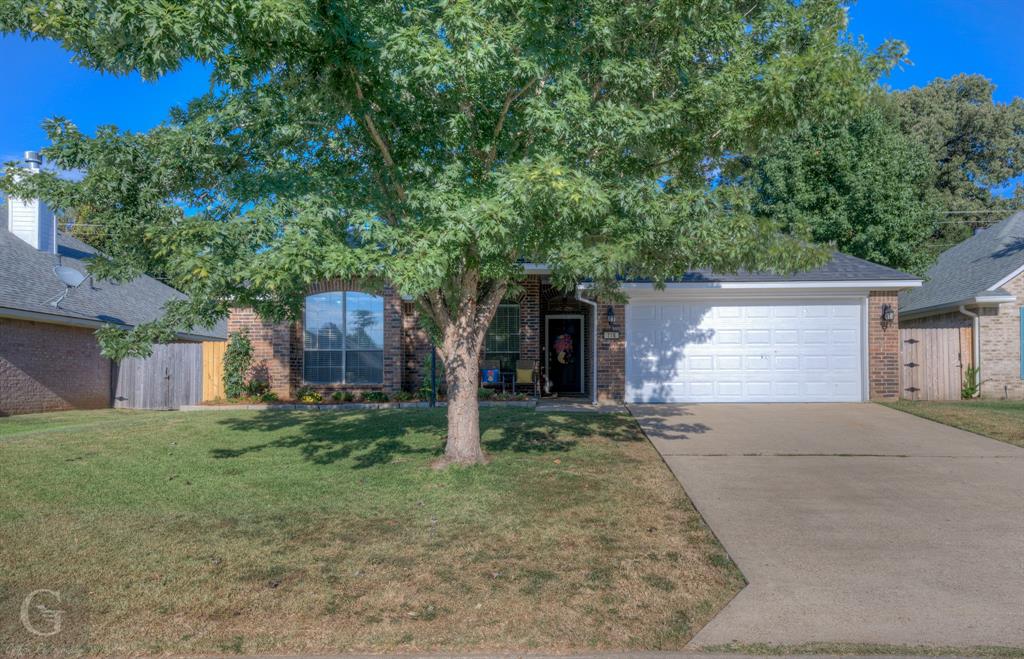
0 227 226 339
900 211 1024 314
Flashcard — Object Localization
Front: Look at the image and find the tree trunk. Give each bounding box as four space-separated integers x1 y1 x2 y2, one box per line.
438 345 487 466
425 274 506 468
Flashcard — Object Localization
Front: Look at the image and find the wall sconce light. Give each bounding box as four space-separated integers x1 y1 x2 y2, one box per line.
606 305 616 326
881 304 895 323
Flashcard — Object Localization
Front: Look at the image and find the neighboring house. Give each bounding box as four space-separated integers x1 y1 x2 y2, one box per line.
901 211 1024 400
0 152 225 416
231 254 921 404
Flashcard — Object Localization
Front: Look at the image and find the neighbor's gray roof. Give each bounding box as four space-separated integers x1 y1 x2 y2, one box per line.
900 211 1024 315
624 252 919 283
0 227 226 340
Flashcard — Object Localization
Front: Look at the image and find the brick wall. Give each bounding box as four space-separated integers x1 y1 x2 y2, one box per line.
593 297 625 402
520 277 541 363
227 308 294 399
402 301 432 393
0 318 111 415
868 290 900 400
228 280 404 399
978 272 1024 399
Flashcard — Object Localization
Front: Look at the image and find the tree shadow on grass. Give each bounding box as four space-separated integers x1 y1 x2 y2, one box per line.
482 411 642 453
210 408 634 469
211 410 445 469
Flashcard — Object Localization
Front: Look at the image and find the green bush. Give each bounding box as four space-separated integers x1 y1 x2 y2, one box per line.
331 390 354 402
260 391 279 403
362 391 389 403
393 391 415 402
478 387 496 399
417 356 445 400
223 332 253 399
244 379 270 397
961 365 981 399
295 386 322 404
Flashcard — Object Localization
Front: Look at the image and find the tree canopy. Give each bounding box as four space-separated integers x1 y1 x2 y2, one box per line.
892 74 1024 243
751 97 940 274
1 0 895 463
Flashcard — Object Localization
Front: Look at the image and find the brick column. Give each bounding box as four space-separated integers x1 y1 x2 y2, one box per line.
520 276 541 363
867 290 900 400
594 298 626 402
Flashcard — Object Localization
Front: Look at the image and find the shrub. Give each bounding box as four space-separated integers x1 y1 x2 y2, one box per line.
260 391 279 403
331 390 354 403
417 355 446 400
295 386 322 404
245 379 270 397
494 391 528 401
223 332 253 399
393 391 415 402
478 387 496 399
961 365 981 399
362 391 390 403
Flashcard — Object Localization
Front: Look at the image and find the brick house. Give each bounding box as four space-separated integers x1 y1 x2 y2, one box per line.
0 153 225 416
901 211 1024 399
230 253 920 404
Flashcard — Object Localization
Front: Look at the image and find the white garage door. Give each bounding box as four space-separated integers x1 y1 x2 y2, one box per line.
625 298 864 403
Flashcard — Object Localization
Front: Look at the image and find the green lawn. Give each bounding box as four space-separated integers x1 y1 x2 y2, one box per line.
883 400 1024 448
0 408 741 656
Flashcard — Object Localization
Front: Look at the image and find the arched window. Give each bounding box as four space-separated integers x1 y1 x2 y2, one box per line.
303 292 384 384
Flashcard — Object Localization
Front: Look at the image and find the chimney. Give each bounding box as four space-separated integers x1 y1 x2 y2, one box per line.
6 150 56 253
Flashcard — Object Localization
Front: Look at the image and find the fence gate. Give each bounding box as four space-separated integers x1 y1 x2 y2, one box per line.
899 327 969 401
113 343 203 409
202 341 227 401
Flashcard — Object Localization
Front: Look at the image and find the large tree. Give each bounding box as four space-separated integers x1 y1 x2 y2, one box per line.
892 74 1024 243
1 1 889 465
751 97 940 274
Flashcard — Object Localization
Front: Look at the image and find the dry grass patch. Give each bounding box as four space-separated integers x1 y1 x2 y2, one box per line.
0 408 741 656
883 400 1024 448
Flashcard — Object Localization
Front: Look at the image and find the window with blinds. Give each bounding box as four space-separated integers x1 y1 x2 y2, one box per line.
303 292 384 384
484 303 521 371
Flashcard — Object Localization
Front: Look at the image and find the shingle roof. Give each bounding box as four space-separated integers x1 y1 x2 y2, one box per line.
625 251 919 283
0 227 226 340
900 211 1024 315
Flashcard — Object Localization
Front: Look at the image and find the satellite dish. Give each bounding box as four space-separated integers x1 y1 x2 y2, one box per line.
54 265 87 288
49 265 89 308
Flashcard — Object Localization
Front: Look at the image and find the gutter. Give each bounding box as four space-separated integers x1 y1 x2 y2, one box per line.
900 294 1017 321
575 289 599 405
0 306 226 343
959 305 981 397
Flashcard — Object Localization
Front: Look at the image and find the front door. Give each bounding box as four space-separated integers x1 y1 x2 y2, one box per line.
546 316 583 394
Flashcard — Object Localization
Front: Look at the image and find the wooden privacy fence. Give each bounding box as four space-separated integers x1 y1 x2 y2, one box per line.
202 341 227 401
900 326 973 400
113 343 203 410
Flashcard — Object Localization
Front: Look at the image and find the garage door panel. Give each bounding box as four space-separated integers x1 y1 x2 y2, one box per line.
626 298 863 403
745 329 772 344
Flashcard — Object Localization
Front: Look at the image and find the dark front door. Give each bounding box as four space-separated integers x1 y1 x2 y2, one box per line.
547 316 583 394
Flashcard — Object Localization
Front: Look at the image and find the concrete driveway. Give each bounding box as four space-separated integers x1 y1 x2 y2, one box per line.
629 403 1024 649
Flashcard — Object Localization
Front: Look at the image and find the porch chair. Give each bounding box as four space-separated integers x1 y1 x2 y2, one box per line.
479 359 504 393
514 359 540 399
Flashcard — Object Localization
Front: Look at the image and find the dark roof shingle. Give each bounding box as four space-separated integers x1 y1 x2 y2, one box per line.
0 228 226 339
900 211 1024 314
626 252 918 283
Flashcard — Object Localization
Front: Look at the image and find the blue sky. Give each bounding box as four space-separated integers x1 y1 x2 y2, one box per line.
0 0 1022 163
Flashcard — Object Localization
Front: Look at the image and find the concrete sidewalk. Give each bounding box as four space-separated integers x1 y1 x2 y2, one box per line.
631 403 1024 649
